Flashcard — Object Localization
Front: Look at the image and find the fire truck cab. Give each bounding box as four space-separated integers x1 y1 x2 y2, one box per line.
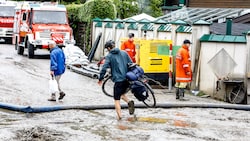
13 2 74 58
0 1 16 43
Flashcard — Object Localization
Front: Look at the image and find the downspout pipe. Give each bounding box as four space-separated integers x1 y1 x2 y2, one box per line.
0 102 250 113
226 18 232 35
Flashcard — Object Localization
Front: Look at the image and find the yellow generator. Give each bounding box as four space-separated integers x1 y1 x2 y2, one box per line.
120 38 180 85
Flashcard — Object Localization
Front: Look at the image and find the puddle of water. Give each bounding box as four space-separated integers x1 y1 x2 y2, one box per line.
91 125 112 140
0 122 12 125
173 120 190 127
70 125 81 131
48 121 76 124
5 57 13 59
126 115 137 122
0 110 24 126
137 117 168 123
173 120 197 128
117 124 131 130
175 112 187 117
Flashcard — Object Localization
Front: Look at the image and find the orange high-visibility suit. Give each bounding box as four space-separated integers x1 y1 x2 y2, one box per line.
175 45 192 83
121 40 136 63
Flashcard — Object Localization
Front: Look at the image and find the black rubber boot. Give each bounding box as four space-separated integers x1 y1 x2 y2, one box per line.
179 88 185 100
176 88 179 99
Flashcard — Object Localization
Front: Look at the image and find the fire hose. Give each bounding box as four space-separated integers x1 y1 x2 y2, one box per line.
0 102 249 113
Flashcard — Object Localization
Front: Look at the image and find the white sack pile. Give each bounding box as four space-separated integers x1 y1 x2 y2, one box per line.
63 44 89 67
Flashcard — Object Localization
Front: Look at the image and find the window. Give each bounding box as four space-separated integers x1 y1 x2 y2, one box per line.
32 11 67 24
0 6 15 17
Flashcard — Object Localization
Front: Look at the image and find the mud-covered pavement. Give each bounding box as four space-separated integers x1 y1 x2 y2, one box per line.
0 44 249 141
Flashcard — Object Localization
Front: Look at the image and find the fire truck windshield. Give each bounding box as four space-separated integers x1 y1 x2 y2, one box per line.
33 11 67 24
0 6 15 17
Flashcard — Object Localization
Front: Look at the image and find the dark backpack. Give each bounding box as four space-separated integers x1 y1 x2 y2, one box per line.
131 81 148 101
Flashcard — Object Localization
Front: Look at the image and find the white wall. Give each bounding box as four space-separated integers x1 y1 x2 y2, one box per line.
92 26 103 60
103 28 114 42
176 33 192 46
199 42 246 96
127 29 138 38
143 31 154 39
91 21 208 63
158 32 171 40
115 29 125 47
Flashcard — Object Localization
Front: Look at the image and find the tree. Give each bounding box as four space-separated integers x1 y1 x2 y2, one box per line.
137 0 163 17
15 0 86 4
78 0 116 22
113 0 139 19
137 0 150 14
77 0 116 53
149 0 163 17
61 0 87 4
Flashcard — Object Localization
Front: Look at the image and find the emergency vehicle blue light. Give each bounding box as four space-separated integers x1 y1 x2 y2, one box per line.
30 4 40 8
57 5 65 8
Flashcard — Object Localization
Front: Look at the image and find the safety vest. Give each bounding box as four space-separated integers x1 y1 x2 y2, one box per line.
175 45 192 82
121 40 136 63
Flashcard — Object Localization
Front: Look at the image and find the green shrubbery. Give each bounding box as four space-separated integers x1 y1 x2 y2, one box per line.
66 0 163 53
66 4 82 27
66 0 116 53
78 0 116 22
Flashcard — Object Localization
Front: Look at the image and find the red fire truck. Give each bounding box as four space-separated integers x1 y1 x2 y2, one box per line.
0 1 16 43
13 2 74 58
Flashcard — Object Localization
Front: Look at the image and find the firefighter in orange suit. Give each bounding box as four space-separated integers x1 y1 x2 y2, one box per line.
121 33 136 63
175 39 192 100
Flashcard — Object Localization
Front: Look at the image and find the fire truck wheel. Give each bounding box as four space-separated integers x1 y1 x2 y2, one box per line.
28 42 34 58
17 46 24 55
5 38 12 44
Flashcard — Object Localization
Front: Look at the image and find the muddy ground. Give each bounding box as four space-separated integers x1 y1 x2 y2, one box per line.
0 44 249 141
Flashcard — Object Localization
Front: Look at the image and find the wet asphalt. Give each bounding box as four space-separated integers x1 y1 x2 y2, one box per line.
0 44 249 141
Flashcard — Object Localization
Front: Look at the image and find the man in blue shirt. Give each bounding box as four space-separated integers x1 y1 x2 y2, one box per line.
48 41 66 101
98 40 135 120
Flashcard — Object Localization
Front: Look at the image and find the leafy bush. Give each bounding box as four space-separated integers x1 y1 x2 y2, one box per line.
66 4 83 51
66 4 82 27
61 0 85 4
74 0 116 53
66 0 116 53
113 0 139 19
78 0 116 22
